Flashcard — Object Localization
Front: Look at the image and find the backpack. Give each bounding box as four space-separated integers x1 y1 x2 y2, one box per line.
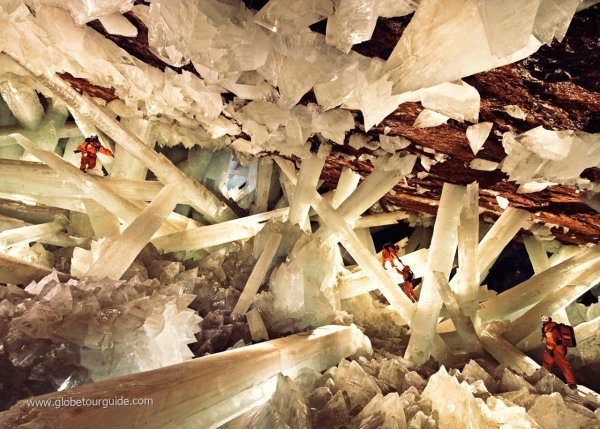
403 267 415 283
557 323 576 347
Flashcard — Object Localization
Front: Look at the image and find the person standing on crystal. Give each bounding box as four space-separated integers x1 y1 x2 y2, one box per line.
381 243 418 302
74 135 113 173
540 315 577 389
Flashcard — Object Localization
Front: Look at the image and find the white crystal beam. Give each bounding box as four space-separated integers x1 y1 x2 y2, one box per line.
523 235 551 273
4 53 237 224
151 208 289 253
86 184 182 280
479 245 600 322
0 220 65 250
12 134 142 224
455 182 480 314
479 325 540 376
0 159 164 201
288 153 327 230
232 232 283 316
354 211 410 228
0 325 369 429
253 158 274 214
331 166 361 209
405 183 465 364
110 118 155 180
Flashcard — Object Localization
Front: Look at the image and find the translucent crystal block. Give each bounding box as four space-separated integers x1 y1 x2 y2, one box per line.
331 167 361 209
147 0 196 66
0 80 44 130
254 0 333 34
325 0 378 54
420 80 480 123
385 0 543 93
502 127 600 186
455 182 479 313
110 118 155 180
246 307 269 342
533 0 579 45
413 109 449 128
478 0 541 58
466 122 493 155
288 153 326 230
98 13 138 37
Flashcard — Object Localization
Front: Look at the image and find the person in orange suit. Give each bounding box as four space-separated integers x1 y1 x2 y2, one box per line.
74 135 113 172
381 242 401 270
541 315 577 389
399 264 418 303
381 242 418 302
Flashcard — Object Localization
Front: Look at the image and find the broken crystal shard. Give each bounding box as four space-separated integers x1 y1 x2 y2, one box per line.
98 13 138 37
412 109 449 128
496 195 510 209
466 122 493 155
254 0 333 34
385 0 543 93
523 235 551 274
377 0 418 17
0 80 44 130
504 104 528 120
533 0 580 45
469 158 499 171
85 184 181 280
232 232 282 316
325 0 378 53
148 0 196 67
246 307 269 342
405 183 465 364
419 80 480 123
478 0 541 57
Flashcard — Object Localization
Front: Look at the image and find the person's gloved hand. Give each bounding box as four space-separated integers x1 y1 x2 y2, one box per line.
546 349 554 357
74 150 79 153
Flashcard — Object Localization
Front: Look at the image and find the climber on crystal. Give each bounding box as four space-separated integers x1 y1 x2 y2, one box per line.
381 242 402 270
74 135 113 172
541 315 577 389
381 243 418 302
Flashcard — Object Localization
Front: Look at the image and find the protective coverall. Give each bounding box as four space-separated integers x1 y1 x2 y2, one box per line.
74 139 113 172
542 321 577 386
399 265 418 302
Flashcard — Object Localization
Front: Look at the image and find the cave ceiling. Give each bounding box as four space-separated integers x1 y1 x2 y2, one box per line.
53 2 600 245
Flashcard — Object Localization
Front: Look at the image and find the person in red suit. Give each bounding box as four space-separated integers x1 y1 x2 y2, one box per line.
74 135 113 172
541 315 577 389
381 242 418 302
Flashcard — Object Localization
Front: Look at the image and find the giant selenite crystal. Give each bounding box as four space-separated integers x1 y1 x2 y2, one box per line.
385 0 549 93
405 183 465 364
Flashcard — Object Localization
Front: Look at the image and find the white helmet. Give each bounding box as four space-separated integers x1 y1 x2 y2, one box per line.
541 315 551 323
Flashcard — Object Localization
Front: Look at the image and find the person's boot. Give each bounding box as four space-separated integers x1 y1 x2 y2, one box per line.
568 383 577 390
